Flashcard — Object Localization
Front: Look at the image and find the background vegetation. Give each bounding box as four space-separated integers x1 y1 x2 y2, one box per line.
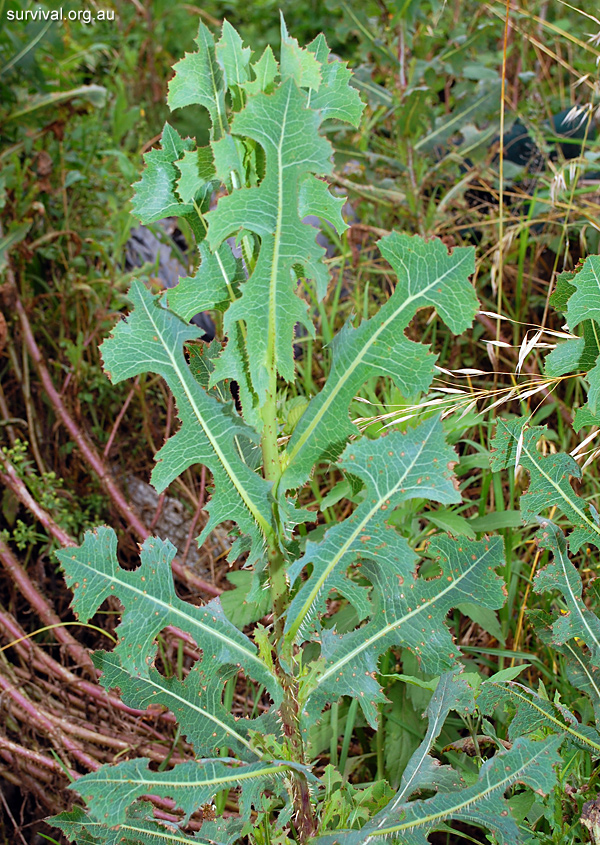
1 0 600 842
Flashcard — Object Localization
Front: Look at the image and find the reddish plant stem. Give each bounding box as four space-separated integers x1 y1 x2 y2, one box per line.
0 608 177 726
171 557 220 597
0 767 55 814
181 465 207 565
0 758 53 787
27 670 175 739
103 378 138 459
11 288 221 598
0 737 67 776
0 778 28 845
0 610 31 653
0 453 74 548
0 382 18 446
0 739 202 827
0 672 99 770
149 491 167 532
14 289 150 535
0 536 94 672
1 672 186 819
0 472 215 712
12 697 185 765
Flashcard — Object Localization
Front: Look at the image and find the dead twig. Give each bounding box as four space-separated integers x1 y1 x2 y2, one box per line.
0 536 94 673
9 281 221 598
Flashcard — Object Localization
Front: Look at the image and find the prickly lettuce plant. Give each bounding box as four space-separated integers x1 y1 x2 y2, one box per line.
50 19 563 845
475 255 600 839
544 256 600 432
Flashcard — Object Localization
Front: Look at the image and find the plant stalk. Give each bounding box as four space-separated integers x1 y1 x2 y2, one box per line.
261 379 316 841
261 380 287 632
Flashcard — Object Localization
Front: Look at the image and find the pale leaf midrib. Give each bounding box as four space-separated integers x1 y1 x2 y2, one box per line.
366 741 551 838
287 424 437 642
569 260 600 328
286 254 471 476
115 824 211 844
555 544 600 653
388 703 446 812
127 666 258 755
75 557 269 681
497 684 600 753
266 85 292 383
93 763 286 790
313 546 490 690
139 295 271 539
521 436 600 539
563 641 600 700
198 26 226 138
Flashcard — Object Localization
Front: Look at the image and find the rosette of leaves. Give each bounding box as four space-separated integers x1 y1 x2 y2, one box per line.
50 18 557 845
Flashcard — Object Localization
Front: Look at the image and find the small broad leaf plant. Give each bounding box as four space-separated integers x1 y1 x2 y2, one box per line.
473 257 600 834
51 19 564 845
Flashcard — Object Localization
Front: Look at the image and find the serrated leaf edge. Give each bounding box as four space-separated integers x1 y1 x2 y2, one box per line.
285 419 447 644
363 736 562 840
135 288 273 542
498 419 600 545
64 550 276 699
536 521 600 657
308 540 499 700
483 681 600 754
282 247 474 489
96 653 260 757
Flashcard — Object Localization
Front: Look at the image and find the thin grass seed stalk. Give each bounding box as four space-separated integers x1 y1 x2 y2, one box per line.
50 17 565 845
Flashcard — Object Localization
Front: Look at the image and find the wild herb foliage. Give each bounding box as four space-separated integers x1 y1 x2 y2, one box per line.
477 519 600 766
490 418 600 553
544 256 600 430
50 17 576 845
474 254 600 838
483 250 600 756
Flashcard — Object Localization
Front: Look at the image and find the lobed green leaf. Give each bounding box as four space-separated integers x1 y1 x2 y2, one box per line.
281 233 477 491
56 528 282 760
167 240 242 322
316 736 562 844
490 418 600 552
545 257 600 415
70 757 311 827
101 281 273 556
206 78 344 399
242 45 278 96
479 681 600 755
216 19 251 97
305 33 365 124
130 124 195 223
530 610 600 728
565 255 600 333
167 22 228 139
50 803 216 844
534 521 600 661
302 534 505 727
285 416 461 643
280 15 322 91
391 670 473 804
